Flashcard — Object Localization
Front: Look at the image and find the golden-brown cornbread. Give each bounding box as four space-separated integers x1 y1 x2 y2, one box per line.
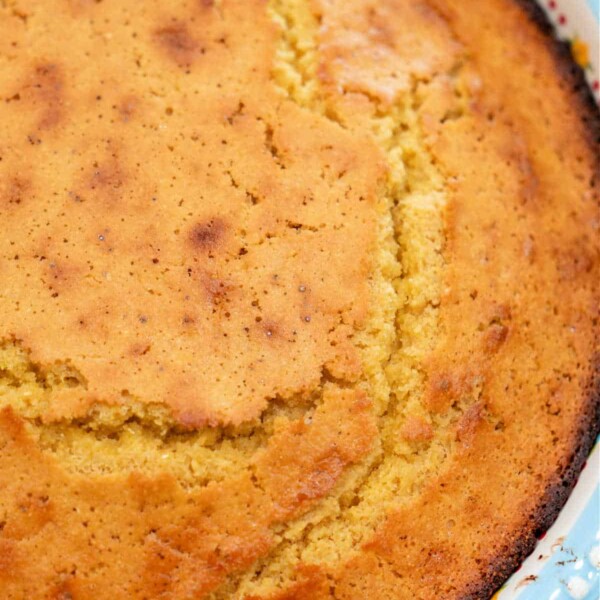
0 0 597 598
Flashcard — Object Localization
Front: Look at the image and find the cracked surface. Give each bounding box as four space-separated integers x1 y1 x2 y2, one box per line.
0 0 598 599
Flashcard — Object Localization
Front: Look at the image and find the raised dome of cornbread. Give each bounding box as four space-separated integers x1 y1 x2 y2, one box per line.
0 0 597 599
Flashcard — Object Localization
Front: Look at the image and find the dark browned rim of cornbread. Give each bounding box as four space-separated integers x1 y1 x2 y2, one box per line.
466 374 599 599
464 2 600 597
517 0 600 148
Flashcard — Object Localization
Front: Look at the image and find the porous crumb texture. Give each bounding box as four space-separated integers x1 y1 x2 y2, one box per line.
0 0 598 599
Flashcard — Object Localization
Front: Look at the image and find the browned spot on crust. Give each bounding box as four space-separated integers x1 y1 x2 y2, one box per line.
67 0 103 16
518 156 539 204
154 22 200 67
364 7 396 49
129 342 151 357
89 161 125 192
523 235 536 263
555 244 596 281
202 274 233 304
484 323 509 353
50 581 76 600
26 63 65 130
127 472 180 511
0 175 31 207
81 150 128 206
117 96 137 122
181 314 196 327
456 402 485 446
175 408 213 430
0 406 27 444
490 303 512 323
501 136 540 205
46 260 83 292
10 493 54 540
70 308 111 341
425 369 473 413
0 539 18 578
189 218 227 252
400 415 434 443
295 454 345 504
261 319 280 340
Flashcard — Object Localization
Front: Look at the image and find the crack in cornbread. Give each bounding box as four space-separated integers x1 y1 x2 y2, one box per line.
209 4 460 596
0 341 332 488
0 0 598 599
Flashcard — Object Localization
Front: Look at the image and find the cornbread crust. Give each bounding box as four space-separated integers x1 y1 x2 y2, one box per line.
0 2 598 600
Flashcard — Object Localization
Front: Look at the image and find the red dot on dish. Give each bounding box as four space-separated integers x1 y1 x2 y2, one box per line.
548 0 557 9
593 81 599 91
558 14 566 24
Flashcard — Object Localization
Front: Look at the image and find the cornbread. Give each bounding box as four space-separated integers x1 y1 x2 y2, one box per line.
0 0 598 598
